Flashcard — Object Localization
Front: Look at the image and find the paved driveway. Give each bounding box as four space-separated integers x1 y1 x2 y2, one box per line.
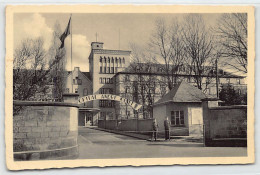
77 127 247 159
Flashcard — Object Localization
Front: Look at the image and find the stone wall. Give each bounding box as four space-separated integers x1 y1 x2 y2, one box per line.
202 99 247 147
13 101 79 160
210 106 247 139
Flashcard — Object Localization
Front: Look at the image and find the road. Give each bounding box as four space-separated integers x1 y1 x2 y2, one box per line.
77 127 247 159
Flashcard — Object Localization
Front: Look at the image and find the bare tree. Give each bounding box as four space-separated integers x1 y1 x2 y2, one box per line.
149 18 187 90
181 14 214 90
215 13 247 74
128 44 156 119
13 38 48 102
13 22 67 105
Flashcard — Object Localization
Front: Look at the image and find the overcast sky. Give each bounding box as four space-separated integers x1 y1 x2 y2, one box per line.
14 13 221 72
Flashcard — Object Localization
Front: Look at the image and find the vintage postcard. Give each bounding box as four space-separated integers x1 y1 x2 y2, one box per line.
5 5 255 170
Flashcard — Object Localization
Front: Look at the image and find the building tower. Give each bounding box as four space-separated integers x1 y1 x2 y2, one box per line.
88 42 131 125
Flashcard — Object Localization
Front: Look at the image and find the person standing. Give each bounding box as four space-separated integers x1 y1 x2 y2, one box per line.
164 117 171 141
151 119 159 141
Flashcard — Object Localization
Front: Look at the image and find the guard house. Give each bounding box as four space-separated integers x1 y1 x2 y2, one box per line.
153 81 208 137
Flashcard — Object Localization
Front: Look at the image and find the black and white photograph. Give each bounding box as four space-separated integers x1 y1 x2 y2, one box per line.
5 5 255 170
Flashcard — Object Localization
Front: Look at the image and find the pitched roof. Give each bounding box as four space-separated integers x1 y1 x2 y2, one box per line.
154 81 208 106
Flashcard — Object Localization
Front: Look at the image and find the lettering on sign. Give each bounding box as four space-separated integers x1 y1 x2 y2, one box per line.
78 94 142 110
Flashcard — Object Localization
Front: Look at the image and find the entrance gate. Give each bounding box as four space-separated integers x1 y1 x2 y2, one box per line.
78 94 142 111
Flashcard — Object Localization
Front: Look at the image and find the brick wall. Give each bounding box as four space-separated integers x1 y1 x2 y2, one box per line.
13 101 79 160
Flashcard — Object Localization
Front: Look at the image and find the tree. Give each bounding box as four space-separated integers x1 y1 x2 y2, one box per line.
181 14 214 90
13 38 48 102
215 13 247 74
128 44 157 119
149 18 187 90
13 22 67 114
219 84 247 106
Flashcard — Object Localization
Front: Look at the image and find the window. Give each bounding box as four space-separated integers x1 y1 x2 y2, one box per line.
111 67 114 74
125 75 130 81
171 111 184 126
107 67 110 74
119 58 122 67
100 66 102 73
99 77 113 84
83 88 88 96
104 67 106 73
73 78 82 85
237 79 241 84
75 88 78 93
100 88 113 94
77 79 82 85
65 88 69 93
100 57 102 63
99 100 114 108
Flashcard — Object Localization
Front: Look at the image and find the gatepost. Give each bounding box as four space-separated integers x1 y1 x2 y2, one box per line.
201 98 219 146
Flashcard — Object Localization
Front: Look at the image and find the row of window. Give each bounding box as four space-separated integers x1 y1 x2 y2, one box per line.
100 57 125 64
73 78 82 85
99 77 113 84
100 67 121 74
65 88 88 95
99 100 115 108
100 88 113 94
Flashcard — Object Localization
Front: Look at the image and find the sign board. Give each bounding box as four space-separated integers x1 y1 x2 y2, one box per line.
78 94 142 111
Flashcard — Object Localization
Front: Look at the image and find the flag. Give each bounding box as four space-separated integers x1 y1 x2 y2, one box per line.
59 17 71 49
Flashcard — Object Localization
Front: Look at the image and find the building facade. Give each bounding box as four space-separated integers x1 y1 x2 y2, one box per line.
62 42 247 126
88 42 131 123
114 63 247 120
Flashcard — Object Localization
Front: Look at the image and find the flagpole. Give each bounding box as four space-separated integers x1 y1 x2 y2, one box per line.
70 14 73 93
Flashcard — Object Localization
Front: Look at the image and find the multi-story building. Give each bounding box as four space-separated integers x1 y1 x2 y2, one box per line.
114 63 247 120
88 42 131 123
63 42 247 125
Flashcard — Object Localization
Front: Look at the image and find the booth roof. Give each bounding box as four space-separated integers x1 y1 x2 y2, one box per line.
154 81 208 106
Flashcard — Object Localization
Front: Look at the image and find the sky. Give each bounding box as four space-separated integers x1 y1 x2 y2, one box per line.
14 13 221 72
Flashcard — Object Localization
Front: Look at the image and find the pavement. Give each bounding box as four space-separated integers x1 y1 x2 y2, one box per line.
87 126 203 143
77 127 247 159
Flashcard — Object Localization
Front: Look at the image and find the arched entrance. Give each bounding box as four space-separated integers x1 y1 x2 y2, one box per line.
78 94 142 111
78 94 143 126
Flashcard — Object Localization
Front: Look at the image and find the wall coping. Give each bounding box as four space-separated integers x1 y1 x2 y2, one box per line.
201 98 219 101
13 100 79 108
209 105 247 110
63 93 80 96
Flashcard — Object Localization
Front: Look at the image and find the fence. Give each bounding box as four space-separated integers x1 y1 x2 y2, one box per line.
98 118 153 135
